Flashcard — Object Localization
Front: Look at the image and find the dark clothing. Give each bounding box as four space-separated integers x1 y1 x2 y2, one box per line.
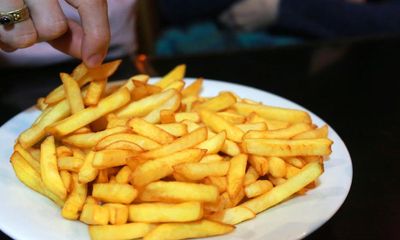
158 0 400 38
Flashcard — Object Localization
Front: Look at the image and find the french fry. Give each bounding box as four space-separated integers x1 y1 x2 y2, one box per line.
57 156 84 172
195 92 236 112
244 166 259 186
89 223 155 240
241 161 323 214
14 143 40 173
196 131 226 154
242 138 333 157
181 78 203 98
40 136 67 200
139 127 207 159
115 166 132 184
208 206 255 225
143 90 181 123
203 176 227 193
62 174 87 220
93 183 137 204
61 73 85 114
62 126 129 148
292 124 329 139
243 122 313 139
129 118 175 144
156 123 188 137
78 151 99 183
174 161 230 181
233 102 311 124
60 170 72 192
129 202 203 223
139 181 219 203
116 88 177 118
132 149 205 186
10 152 44 195
103 203 129 225
155 64 186 89
18 99 70 148
103 140 143 152
199 154 224 163
244 180 273 198
248 155 269 176
84 79 107 106
92 149 138 169
174 112 200 122
199 109 244 142
47 88 130 137
236 122 268 132
245 112 290 130
268 157 287 178
95 133 161 151
143 219 234 240
80 203 109 225
165 80 185 91
217 111 246 124
227 154 247 198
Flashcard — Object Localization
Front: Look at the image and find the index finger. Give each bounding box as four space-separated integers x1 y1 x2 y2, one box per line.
66 0 110 68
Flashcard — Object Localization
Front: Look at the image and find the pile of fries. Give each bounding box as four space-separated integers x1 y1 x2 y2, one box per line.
10 60 333 240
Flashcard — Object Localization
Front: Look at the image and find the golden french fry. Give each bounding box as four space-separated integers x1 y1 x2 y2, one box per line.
174 161 230 181
14 143 40 173
62 174 87 220
139 127 207 159
143 219 234 240
242 138 333 157
61 72 85 114
116 88 177 118
92 149 137 169
47 88 130 137
233 102 311 124
80 203 109 225
87 59 122 80
174 112 200 122
132 149 205 187
62 126 129 148
292 124 329 139
182 78 203 97
84 79 107 106
156 123 188 137
10 152 44 195
60 170 72 192
248 155 269 176
18 99 70 148
284 156 305 168
196 131 226 154
245 112 290 130
129 201 203 223
241 161 323 214
103 203 129 225
89 223 155 240
199 154 224 163
57 156 84 172
154 64 186 89
143 90 181 123
268 157 287 178
103 140 143 152
236 122 268 132
203 176 227 193
78 151 99 183
93 183 137 204
220 139 241 156
195 92 236 112
199 109 244 142
208 205 255 225
165 80 185 91
286 164 301 179
227 154 247 198
115 166 132 184
244 180 273 198
244 166 259 186
139 181 219 203
217 111 246 124
40 136 67 200
129 118 175 144
244 122 313 139
95 133 160 151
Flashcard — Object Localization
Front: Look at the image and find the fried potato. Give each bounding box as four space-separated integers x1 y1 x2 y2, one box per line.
103 203 129 225
243 122 313 139
129 201 203 223
208 206 255 225
143 219 234 240
242 138 333 157
155 64 186 89
181 78 203 98
92 149 138 169
174 161 230 181
241 161 323 214
139 181 219 203
196 131 226 154
61 72 85 114
40 136 67 200
89 223 155 240
195 92 236 112
62 174 87 220
227 154 247 198
93 183 137 204
292 124 329 139
80 203 109 225
233 102 311 124
47 88 131 137
129 118 175 144
95 133 161 151
199 109 244 142
84 79 107 107
78 151 99 183
244 180 273 198
62 127 130 148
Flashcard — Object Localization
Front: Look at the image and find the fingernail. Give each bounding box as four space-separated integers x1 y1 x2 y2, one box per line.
87 53 103 68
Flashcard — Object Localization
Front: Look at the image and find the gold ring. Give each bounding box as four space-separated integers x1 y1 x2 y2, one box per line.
0 5 30 26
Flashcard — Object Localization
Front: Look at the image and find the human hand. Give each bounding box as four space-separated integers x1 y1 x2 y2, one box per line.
0 0 110 67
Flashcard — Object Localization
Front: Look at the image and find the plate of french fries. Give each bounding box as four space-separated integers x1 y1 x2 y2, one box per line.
0 60 352 240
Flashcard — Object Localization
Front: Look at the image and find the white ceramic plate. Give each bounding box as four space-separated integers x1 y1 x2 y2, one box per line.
0 79 352 240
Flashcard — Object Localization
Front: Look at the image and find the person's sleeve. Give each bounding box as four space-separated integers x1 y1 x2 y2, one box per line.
274 0 400 38
158 0 238 25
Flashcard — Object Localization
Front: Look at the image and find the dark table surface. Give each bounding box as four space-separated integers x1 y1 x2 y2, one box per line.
1 35 400 239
